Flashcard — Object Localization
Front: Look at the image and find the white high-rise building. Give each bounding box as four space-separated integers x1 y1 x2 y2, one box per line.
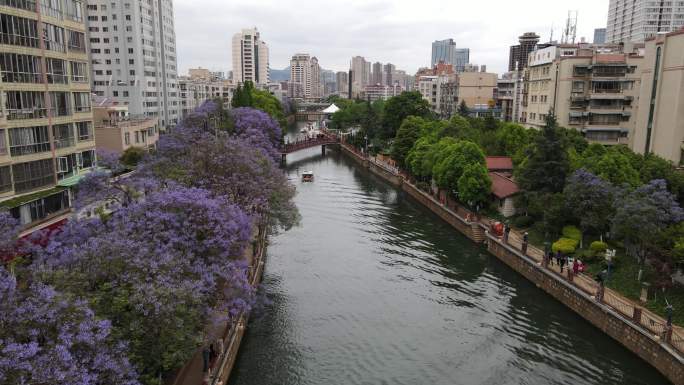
350 56 370 97
232 27 270 86
86 0 180 129
289 54 321 100
606 0 684 43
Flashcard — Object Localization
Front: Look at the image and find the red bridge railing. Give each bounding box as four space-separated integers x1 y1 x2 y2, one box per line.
282 130 339 154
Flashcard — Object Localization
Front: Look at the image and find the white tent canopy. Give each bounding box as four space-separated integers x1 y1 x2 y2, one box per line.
321 104 340 114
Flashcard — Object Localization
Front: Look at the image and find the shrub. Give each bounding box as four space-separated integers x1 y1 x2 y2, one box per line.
552 238 579 254
590 241 608 256
513 216 535 229
120 146 147 167
562 225 582 241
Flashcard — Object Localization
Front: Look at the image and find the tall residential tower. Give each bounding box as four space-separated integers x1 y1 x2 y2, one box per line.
606 0 684 43
86 0 180 129
232 27 270 86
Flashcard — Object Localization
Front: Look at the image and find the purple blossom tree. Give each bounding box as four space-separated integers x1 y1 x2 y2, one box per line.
564 169 616 240
612 179 684 266
0 266 140 385
0 210 21 264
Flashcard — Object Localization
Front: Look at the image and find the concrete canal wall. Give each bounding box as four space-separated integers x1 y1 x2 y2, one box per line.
339 143 684 385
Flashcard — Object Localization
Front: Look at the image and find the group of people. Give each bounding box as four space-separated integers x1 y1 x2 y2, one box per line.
544 250 586 275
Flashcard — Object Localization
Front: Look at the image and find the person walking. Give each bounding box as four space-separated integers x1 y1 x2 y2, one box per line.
559 253 566 273
202 345 211 373
572 258 579 275
522 232 529 255
503 225 511 244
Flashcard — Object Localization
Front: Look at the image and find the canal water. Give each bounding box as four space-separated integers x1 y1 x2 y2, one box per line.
229 128 669 385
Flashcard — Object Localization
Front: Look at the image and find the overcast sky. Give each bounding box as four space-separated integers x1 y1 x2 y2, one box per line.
175 0 609 76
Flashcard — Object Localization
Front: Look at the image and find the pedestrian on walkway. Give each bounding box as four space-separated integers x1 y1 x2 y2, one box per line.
559 253 566 273
572 259 579 275
503 225 510 244
202 346 211 373
522 232 529 255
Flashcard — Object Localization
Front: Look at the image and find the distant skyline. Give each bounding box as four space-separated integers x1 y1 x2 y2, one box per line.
175 0 609 76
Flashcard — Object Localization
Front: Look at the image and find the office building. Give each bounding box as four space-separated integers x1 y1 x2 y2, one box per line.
0 0 97 232
594 28 607 44
372 62 383 85
509 32 540 71
431 38 455 67
86 0 179 129
232 27 269 86
522 43 643 145
633 30 684 164
289 53 321 100
606 0 684 43
454 48 470 72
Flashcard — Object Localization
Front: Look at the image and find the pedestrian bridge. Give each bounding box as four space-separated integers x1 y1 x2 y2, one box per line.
281 130 340 162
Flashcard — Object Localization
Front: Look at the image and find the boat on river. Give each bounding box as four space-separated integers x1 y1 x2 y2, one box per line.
302 171 314 182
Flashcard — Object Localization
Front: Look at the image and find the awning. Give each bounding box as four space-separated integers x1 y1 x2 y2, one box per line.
57 174 86 187
321 104 340 114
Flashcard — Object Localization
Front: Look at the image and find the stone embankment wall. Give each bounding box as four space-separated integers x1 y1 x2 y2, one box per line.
339 143 684 385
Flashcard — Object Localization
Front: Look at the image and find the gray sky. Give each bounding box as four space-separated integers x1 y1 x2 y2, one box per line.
175 0 609 76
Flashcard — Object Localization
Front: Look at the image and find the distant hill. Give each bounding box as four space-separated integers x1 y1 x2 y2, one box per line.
270 67 290 82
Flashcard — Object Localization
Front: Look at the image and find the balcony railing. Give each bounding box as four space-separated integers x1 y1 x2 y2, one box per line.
0 0 37 11
54 137 75 149
7 108 49 121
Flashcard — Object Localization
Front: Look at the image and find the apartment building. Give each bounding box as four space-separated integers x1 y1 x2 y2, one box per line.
522 44 643 145
93 100 159 154
0 0 97 230
633 29 684 164
85 0 180 129
289 53 321 100
497 71 524 122
232 27 269 86
178 72 233 118
606 0 684 43
336 71 348 98
350 56 370 97
362 83 403 102
417 74 458 118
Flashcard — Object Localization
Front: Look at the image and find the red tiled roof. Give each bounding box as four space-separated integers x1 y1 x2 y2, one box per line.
486 156 513 171
490 172 520 199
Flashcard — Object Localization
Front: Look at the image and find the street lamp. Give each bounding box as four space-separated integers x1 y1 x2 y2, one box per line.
364 135 368 155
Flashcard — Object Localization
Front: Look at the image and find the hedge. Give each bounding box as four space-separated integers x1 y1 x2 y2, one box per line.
552 238 579 254
590 241 608 255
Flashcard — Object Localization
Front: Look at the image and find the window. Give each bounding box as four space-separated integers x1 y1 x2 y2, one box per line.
73 92 90 112
0 129 6 155
76 121 93 141
40 0 62 19
70 61 88 82
0 14 39 48
46 58 68 84
65 0 83 22
53 123 74 149
11 189 70 225
0 166 11 193
81 149 95 168
42 23 66 52
49 92 71 116
5 91 47 120
8 126 50 156
135 131 140 143
0 0 37 12
67 30 86 52
0 53 42 83
124 132 130 145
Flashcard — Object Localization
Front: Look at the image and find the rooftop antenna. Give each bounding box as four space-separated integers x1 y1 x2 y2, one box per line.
549 23 555 43
562 10 578 44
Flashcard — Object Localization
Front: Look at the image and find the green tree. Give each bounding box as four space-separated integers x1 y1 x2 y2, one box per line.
391 116 428 169
494 123 530 157
517 114 569 194
457 163 491 207
433 140 485 191
119 147 146 168
457 100 469 117
381 91 431 139
406 136 437 179
252 89 286 127
594 149 641 187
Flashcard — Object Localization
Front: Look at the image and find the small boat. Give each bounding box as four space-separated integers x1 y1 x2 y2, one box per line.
302 171 314 182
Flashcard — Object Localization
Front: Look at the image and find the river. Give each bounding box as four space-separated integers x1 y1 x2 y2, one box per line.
228 126 669 385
